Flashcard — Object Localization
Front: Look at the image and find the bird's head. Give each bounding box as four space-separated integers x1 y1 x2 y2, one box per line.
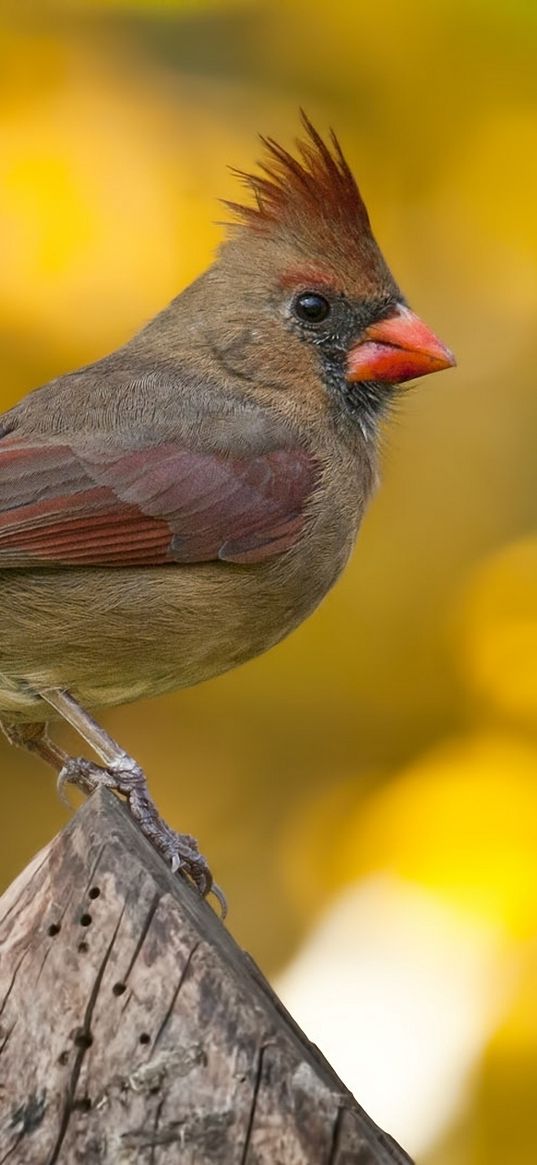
187 114 455 434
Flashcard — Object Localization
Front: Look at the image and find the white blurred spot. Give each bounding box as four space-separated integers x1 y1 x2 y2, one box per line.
275 875 517 1157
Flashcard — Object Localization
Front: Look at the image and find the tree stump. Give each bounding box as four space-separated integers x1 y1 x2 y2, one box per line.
0 788 413 1164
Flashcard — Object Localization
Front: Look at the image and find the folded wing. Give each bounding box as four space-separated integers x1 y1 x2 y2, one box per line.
0 436 319 567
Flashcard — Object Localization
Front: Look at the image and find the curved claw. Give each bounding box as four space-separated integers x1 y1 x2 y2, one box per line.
56 752 228 919
168 846 226 915
56 768 74 808
56 757 105 804
210 882 228 920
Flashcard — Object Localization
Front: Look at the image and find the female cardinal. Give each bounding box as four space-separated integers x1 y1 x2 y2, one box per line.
0 115 454 910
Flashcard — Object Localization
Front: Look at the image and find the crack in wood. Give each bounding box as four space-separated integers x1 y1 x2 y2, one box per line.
239 1040 268 1165
149 1097 164 1165
328 1104 345 1164
0 1023 15 1056
35 947 51 986
83 843 107 897
152 941 200 1050
0 1132 23 1164
0 950 28 1020
123 891 161 984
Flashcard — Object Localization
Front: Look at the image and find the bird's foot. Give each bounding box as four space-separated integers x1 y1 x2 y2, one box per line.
58 755 227 917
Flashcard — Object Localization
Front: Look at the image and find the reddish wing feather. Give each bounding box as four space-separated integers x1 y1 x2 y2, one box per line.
0 438 319 568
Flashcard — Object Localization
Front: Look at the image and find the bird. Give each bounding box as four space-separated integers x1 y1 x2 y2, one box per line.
0 114 455 912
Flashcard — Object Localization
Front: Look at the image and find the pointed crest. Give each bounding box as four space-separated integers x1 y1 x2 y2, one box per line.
224 112 372 245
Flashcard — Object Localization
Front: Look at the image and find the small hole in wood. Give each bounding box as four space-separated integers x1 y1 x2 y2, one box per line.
78 941 89 954
74 1097 92 1112
139 1032 150 1045
112 982 126 996
58 1050 69 1065
88 886 101 900
73 1030 93 1049
47 923 61 937
79 913 92 927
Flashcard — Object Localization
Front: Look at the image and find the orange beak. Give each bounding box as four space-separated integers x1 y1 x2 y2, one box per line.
347 304 456 384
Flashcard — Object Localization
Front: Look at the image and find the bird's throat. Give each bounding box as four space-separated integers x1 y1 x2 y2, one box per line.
320 351 391 438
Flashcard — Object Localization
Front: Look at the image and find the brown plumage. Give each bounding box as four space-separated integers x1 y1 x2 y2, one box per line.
0 116 455 904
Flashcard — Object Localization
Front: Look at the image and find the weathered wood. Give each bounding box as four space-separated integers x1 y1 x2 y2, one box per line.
0 788 413 1164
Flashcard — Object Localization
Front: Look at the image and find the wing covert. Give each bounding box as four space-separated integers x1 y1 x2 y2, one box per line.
0 435 319 568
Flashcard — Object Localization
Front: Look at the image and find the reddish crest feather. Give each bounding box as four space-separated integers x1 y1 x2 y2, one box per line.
223 111 372 243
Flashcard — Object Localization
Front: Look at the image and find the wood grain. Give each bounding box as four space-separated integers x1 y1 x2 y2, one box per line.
0 788 413 1164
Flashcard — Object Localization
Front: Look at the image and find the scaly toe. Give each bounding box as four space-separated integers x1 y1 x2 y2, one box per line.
57 755 227 916
161 831 226 915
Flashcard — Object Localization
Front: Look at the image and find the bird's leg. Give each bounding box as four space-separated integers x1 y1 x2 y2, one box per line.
1 720 72 776
0 717 105 811
41 689 227 914
4 692 226 916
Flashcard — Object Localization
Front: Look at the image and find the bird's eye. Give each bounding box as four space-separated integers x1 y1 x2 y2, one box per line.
293 291 331 324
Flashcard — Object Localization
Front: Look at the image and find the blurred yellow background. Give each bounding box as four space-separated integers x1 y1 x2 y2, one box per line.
1 1 536 1159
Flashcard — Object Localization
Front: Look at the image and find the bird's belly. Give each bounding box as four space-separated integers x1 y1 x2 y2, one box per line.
0 522 354 720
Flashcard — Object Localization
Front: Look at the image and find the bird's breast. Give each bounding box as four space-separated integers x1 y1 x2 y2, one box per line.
0 444 371 716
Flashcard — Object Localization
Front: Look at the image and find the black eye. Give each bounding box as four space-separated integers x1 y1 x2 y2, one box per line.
293 292 331 324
